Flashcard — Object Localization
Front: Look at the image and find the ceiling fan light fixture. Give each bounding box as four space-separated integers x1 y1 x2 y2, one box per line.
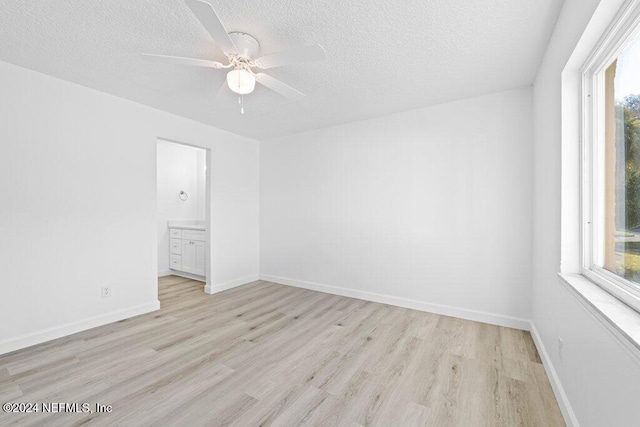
144 1 326 104
226 69 255 95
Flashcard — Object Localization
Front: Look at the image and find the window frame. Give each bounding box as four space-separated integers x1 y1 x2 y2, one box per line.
581 0 640 313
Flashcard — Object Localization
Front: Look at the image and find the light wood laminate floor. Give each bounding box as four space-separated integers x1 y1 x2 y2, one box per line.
0 276 564 426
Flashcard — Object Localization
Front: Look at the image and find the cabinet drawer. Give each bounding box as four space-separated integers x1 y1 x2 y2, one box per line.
182 229 205 242
170 238 182 255
169 228 182 239
170 254 182 270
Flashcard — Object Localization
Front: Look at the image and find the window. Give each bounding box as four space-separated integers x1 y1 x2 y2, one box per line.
583 9 640 312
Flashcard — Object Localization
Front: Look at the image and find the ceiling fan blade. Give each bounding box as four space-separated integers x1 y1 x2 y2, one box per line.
216 79 230 100
255 73 305 101
185 0 238 55
254 45 325 69
141 53 225 69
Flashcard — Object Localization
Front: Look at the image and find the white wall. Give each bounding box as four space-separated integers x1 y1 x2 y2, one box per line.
156 140 206 275
532 0 640 425
260 87 533 327
0 60 259 354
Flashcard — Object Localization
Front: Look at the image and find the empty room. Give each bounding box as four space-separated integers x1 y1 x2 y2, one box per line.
1 0 640 425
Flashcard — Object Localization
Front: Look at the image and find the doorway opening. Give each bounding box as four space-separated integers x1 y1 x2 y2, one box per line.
156 138 210 293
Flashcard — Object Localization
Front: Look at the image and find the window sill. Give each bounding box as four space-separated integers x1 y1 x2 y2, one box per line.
558 273 640 359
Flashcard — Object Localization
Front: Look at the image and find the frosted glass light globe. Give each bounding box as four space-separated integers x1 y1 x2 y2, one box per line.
227 69 256 95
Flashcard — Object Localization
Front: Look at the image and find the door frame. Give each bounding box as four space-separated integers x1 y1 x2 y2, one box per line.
155 137 212 294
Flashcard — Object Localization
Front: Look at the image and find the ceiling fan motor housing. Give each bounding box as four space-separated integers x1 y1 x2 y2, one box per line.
228 32 260 59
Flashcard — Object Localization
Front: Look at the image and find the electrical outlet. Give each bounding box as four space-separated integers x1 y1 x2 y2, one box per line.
101 286 112 299
557 337 564 360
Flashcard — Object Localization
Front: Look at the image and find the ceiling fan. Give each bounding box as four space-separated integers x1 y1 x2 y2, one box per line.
142 0 326 113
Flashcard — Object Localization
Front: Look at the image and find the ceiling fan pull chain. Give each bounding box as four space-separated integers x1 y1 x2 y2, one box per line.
241 95 244 114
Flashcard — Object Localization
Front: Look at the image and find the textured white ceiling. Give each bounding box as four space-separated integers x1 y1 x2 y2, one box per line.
0 0 563 140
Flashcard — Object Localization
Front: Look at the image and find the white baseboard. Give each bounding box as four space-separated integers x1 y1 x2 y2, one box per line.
0 300 160 356
158 269 173 277
260 274 531 330
205 274 260 294
529 322 578 427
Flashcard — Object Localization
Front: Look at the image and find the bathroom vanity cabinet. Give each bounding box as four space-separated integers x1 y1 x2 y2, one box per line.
168 225 206 279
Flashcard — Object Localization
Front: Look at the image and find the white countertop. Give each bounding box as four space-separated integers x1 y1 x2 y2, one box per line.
168 221 206 231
